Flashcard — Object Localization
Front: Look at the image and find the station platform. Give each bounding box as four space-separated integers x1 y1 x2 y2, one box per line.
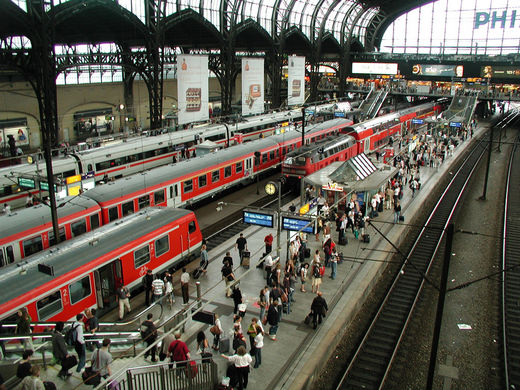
25 121 488 389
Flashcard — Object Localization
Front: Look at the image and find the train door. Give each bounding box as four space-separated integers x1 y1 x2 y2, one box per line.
364 137 370 153
94 259 122 317
168 183 181 207
245 157 253 177
0 245 15 267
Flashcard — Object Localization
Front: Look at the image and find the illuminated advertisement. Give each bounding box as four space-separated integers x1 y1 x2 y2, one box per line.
352 62 398 75
412 64 464 77
288 56 305 106
242 58 264 115
481 65 520 79
177 54 209 125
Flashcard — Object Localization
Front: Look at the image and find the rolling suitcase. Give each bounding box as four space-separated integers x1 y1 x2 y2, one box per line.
362 234 370 243
339 236 347 246
241 251 250 268
219 337 230 353
399 215 405 222
304 248 311 258
192 267 202 279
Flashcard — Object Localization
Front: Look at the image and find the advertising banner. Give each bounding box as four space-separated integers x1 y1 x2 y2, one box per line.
481 65 520 79
242 58 264 115
412 64 464 77
352 62 398 75
288 56 305 106
177 54 209 125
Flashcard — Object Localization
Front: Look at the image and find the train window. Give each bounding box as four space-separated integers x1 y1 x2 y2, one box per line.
71 220 87 238
0 184 14 197
48 227 66 246
61 170 76 178
269 151 274 160
122 201 134 216
188 221 196 234
224 166 232 178
37 290 62 320
236 162 243 173
23 236 43 257
155 235 169 257
90 214 100 230
139 195 150 209
0 251 3 267
198 175 207 188
96 161 111 171
262 153 268 163
69 276 91 305
134 245 150 268
183 180 193 193
108 207 118 222
154 190 165 204
87 164 93 171
212 171 220 183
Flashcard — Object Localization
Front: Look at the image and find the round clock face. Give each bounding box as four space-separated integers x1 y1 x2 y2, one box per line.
265 182 276 195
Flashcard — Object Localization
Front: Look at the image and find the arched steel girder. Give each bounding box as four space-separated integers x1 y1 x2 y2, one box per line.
314 0 342 49
341 4 366 47
163 8 223 47
364 10 388 51
271 0 282 39
50 0 149 44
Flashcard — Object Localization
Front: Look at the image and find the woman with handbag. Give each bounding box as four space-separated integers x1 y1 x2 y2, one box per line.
210 315 223 350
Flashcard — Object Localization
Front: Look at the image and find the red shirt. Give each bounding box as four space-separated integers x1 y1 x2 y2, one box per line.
168 340 189 362
264 235 273 245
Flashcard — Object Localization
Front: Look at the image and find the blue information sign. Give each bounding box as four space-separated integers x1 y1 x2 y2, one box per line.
282 216 315 234
450 121 462 128
411 118 424 124
243 210 274 228
334 111 346 118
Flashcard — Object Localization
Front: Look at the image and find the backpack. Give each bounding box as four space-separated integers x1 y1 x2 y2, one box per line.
313 265 321 279
65 324 80 346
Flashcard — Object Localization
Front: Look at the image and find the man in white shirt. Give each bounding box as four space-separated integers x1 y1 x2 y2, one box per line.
264 254 277 287
151 276 165 303
180 268 190 305
72 314 86 373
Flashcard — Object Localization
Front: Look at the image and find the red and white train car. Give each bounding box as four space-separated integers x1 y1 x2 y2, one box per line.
0 207 202 322
348 100 445 154
0 197 102 266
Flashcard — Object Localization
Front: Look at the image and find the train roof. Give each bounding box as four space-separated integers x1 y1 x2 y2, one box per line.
0 196 100 243
284 133 356 158
0 156 78 184
0 207 193 310
80 119 350 204
75 109 303 160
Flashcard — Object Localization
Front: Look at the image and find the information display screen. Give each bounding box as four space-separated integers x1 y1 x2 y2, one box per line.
411 118 424 124
243 210 274 228
18 177 35 189
352 62 398 75
450 122 462 128
282 216 315 234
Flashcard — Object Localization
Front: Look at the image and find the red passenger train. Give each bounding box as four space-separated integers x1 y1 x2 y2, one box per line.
0 118 352 264
0 207 202 322
282 101 444 178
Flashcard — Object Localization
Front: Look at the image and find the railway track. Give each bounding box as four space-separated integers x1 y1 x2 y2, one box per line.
336 133 489 389
502 133 520 389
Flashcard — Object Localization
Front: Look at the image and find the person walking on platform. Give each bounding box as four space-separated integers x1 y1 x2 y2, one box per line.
223 251 234 267
221 260 235 297
264 254 276 287
200 244 209 275
235 233 247 265
90 338 112 379
141 314 158 362
180 268 190 305
151 275 165 303
142 269 154 307
267 301 280 340
52 322 74 380
300 263 309 292
264 233 273 255
394 201 401 224
310 292 328 330
72 314 86 374
211 314 223 351
168 333 191 369
117 283 131 320
258 287 269 322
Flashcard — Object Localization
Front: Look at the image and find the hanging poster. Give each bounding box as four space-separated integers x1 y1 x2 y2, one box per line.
242 58 264 115
288 56 305 106
177 54 209 125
